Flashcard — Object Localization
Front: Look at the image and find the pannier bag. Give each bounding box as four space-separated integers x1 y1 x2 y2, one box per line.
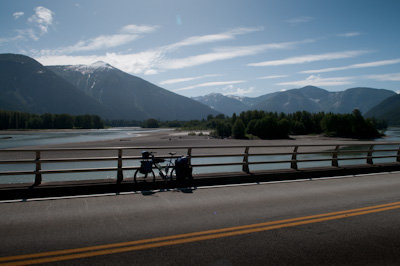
140 161 152 174
175 156 192 180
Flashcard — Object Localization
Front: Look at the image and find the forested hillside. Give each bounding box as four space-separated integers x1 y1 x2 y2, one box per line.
365 94 400 126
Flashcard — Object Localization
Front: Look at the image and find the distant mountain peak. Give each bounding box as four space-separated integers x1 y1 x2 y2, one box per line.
90 61 113 69
62 61 114 74
192 86 396 116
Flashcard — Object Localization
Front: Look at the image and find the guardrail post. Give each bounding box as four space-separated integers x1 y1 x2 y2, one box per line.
117 149 123 183
242 147 250 174
397 146 400 162
291 146 298 170
187 148 192 165
367 145 374 165
34 151 42 185
332 145 340 167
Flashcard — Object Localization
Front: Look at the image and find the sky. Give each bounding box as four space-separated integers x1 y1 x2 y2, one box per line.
1 0 400 98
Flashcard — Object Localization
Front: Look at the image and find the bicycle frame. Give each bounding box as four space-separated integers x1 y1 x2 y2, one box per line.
153 152 176 183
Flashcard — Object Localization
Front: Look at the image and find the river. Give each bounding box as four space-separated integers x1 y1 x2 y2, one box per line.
0 127 167 149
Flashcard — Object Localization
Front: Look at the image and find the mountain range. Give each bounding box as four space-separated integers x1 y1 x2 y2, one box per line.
0 54 219 121
0 53 398 123
193 86 396 116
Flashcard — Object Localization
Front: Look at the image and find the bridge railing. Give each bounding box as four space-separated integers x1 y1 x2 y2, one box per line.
1 142 400 185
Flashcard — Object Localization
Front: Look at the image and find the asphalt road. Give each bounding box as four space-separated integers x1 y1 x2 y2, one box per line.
1 172 400 266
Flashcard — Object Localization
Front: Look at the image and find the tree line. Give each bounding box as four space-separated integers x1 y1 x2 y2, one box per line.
1 109 386 140
0 110 104 130
143 109 386 139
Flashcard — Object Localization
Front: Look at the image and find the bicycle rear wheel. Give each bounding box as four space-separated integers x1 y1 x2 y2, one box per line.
134 169 155 183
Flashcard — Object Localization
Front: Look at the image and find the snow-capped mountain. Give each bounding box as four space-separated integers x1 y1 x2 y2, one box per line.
63 61 114 75
48 61 219 120
0 54 116 117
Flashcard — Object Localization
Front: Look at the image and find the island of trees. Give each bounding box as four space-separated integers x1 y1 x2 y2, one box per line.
143 109 386 140
0 109 386 140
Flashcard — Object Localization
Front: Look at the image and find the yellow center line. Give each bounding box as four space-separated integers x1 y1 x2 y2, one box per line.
2 201 400 266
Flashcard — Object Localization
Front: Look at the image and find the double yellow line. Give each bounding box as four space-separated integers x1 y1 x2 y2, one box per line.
2 201 400 266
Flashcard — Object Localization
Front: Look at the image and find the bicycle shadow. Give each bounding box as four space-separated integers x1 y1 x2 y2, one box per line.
141 190 157 196
175 187 196 193
139 187 196 196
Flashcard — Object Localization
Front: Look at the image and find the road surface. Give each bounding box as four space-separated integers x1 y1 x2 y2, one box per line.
1 172 400 265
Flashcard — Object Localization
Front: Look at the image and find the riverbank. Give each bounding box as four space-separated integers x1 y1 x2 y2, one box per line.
7 129 367 150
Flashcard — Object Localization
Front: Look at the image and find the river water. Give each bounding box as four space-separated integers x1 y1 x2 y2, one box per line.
0 127 166 149
1 128 399 184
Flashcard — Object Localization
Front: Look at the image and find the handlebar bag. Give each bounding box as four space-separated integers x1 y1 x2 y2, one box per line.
141 151 151 159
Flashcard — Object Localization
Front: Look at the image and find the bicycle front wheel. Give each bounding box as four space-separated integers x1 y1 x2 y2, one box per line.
134 169 155 183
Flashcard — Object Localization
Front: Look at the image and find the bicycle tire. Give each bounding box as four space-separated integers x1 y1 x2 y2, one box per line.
134 169 155 183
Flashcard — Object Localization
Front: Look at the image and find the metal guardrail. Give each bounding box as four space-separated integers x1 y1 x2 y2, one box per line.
1 142 400 185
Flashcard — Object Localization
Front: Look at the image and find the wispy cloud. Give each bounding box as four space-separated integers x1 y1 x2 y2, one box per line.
41 35 140 54
364 73 400 81
0 32 24 43
161 44 284 70
275 75 354 87
248 50 371 67
161 39 314 71
13 12 24 19
338 32 362 37
28 6 54 35
174 80 246 92
222 86 255 96
36 24 159 55
120 24 159 34
257 75 289 80
274 72 400 89
160 74 221 85
301 58 400 73
164 27 263 51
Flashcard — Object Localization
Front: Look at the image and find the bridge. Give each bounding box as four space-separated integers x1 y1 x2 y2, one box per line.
1 142 400 265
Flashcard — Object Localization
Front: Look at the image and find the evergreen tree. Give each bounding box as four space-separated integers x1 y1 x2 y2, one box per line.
142 118 159 128
216 121 232 138
232 119 245 139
